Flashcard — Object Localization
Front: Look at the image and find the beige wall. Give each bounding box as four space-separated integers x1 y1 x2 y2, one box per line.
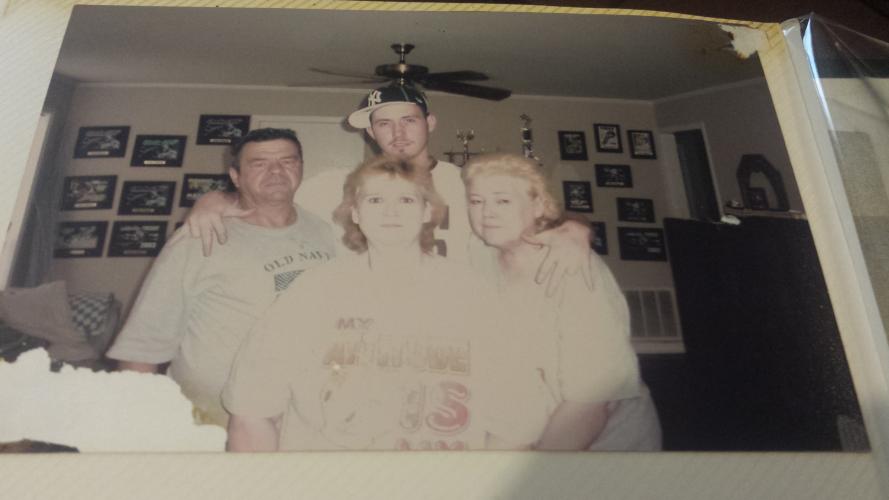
48 83 702 315
654 78 804 213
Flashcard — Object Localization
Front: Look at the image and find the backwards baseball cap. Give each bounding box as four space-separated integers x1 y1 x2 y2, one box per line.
347 85 430 129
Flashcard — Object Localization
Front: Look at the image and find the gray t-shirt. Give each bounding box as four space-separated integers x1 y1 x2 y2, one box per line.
107 206 335 426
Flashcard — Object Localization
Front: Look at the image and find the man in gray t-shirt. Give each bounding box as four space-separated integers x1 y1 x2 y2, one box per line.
107 128 335 427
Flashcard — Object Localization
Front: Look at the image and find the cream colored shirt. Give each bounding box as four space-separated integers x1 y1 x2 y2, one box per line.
223 254 546 450
495 251 642 423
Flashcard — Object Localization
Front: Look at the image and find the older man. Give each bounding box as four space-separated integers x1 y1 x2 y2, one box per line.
107 128 335 427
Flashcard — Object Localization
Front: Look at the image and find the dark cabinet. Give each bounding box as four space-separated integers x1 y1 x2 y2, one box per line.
652 216 865 450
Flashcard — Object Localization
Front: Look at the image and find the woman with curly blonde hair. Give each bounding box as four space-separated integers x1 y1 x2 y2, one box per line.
463 153 661 451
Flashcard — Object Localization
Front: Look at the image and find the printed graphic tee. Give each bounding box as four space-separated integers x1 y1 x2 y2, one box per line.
107 207 335 426
223 254 545 450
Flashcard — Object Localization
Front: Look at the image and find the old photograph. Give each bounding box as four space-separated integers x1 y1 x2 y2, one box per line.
73 126 129 158
196 114 250 145
562 180 594 212
558 130 589 161
131 135 186 167
629 129 657 159
180 174 233 207
118 181 175 215
617 197 655 222
107 221 168 257
0 5 871 461
595 164 633 188
53 221 108 258
60 175 117 210
618 227 667 261
594 123 622 153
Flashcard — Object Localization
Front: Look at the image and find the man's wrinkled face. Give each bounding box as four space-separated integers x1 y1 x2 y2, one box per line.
366 103 436 162
229 139 303 207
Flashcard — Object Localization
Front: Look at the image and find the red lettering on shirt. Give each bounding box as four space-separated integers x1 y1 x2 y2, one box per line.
425 381 470 434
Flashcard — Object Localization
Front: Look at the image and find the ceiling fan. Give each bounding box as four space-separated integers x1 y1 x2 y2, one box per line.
301 43 512 101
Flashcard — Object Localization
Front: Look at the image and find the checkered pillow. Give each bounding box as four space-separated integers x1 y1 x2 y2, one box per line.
67 292 113 338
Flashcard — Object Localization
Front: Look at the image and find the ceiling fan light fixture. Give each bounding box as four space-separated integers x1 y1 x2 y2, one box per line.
306 43 512 102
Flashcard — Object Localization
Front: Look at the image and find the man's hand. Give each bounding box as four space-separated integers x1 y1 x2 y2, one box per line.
523 218 594 297
185 191 252 257
226 414 280 452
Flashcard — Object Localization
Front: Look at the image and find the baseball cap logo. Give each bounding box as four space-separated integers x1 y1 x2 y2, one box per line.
367 90 383 107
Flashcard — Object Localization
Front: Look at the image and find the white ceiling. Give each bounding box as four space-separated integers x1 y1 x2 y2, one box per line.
54 6 764 101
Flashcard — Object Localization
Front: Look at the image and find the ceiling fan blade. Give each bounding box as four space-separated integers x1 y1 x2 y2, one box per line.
286 78 386 87
420 79 511 101
308 67 386 81
422 70 489 82
306 44 512 101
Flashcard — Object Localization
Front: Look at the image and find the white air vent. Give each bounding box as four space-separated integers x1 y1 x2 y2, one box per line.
623 288 684 353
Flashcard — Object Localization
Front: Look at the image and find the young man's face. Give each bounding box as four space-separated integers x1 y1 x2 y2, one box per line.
366 103 437 164
229 138 303 207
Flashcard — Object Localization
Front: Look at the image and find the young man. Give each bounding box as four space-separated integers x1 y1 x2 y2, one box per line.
188 85 593 293
345 85 472 263
107 128 336 427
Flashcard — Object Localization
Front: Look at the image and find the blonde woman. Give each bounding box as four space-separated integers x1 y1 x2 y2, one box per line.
223 157 541 451
463 153 661 450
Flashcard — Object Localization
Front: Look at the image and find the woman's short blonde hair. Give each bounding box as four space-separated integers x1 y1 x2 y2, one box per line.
332 156 446 254
462 153 561 231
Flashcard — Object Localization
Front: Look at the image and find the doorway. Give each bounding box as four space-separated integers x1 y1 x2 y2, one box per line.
673 129 721 222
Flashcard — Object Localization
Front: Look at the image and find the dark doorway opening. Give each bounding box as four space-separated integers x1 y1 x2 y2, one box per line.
674 129 720 222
